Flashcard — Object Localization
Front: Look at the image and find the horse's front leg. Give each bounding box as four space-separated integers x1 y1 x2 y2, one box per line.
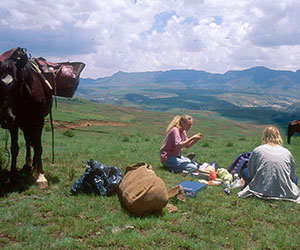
33 142 43 174
287 130 294 144
9 128 19 175
32 127 48 189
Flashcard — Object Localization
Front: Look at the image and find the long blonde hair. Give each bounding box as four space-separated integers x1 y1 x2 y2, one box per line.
262 125 283 146
166 115 192 133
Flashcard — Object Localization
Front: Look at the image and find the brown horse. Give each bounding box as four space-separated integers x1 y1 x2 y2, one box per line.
0 48 53 187
287 120 300 144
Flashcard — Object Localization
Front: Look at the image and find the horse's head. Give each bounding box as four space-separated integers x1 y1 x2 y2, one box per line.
0 59 19 128
0 47 28 98
0 53 30 129
0 58 18 85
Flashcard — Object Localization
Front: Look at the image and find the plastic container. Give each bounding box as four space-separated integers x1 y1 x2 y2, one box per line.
231 178 245 189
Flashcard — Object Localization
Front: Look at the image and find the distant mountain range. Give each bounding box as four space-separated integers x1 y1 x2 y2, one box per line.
76 66 300 124
79 66 300 97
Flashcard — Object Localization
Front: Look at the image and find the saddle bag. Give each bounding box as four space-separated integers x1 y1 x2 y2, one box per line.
34 57 85 97
117 162 169 216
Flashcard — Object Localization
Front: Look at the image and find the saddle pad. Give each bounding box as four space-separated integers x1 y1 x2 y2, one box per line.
172 181 207 198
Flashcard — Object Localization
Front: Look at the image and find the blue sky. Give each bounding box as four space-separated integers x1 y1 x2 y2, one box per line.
1 0 300 78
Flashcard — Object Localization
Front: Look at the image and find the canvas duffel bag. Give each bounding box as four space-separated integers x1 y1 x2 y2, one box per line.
117 162 168 216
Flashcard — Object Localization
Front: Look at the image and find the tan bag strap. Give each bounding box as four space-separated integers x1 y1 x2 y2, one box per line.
125 162 152 174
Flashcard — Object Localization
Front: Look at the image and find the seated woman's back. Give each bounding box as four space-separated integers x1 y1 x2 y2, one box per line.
239 125 300 204
248 144 298 199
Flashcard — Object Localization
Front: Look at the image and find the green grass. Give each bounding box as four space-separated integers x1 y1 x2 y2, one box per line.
0 98 299 249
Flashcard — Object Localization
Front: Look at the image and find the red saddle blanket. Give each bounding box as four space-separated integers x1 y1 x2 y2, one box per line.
0 48 18 62
35 57 85 98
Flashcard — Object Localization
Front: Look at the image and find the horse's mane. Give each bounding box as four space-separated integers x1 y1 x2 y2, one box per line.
23 62 34 81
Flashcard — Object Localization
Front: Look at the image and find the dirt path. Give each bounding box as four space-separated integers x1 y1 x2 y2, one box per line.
51 120 129 130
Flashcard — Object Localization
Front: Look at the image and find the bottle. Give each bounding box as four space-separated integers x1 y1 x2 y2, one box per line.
224 188 231 195
234 173 239 180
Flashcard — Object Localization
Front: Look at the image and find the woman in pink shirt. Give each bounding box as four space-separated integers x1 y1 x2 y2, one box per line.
160 115 202 173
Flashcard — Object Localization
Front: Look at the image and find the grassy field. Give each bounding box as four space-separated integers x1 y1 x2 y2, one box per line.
0 98 299 249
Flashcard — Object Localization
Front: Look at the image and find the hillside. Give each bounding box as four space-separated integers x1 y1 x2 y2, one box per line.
0 98 299 249
76 67 300 125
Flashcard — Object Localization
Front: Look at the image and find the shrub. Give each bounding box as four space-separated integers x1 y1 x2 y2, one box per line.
62 130 75 137
44 125 51 132
122 136 129 142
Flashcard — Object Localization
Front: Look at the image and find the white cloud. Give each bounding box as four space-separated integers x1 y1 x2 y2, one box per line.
1 0 300 78
246 0 300 47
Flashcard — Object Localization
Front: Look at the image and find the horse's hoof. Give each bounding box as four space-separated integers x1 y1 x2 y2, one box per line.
36 173 48 189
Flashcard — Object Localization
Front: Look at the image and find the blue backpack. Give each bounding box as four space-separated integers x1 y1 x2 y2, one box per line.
227 152 252 177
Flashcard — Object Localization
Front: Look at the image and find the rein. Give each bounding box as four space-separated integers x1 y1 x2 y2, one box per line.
49 103 55 164
3 129 10 169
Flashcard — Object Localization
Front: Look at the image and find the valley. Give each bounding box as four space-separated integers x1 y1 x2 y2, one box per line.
76 67 300 126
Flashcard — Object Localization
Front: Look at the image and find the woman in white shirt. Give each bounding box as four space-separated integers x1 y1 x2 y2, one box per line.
238 125 300 203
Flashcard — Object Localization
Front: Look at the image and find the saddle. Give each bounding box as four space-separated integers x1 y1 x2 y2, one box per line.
0 47 85 98
33 57 85 98
0 47 28 68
